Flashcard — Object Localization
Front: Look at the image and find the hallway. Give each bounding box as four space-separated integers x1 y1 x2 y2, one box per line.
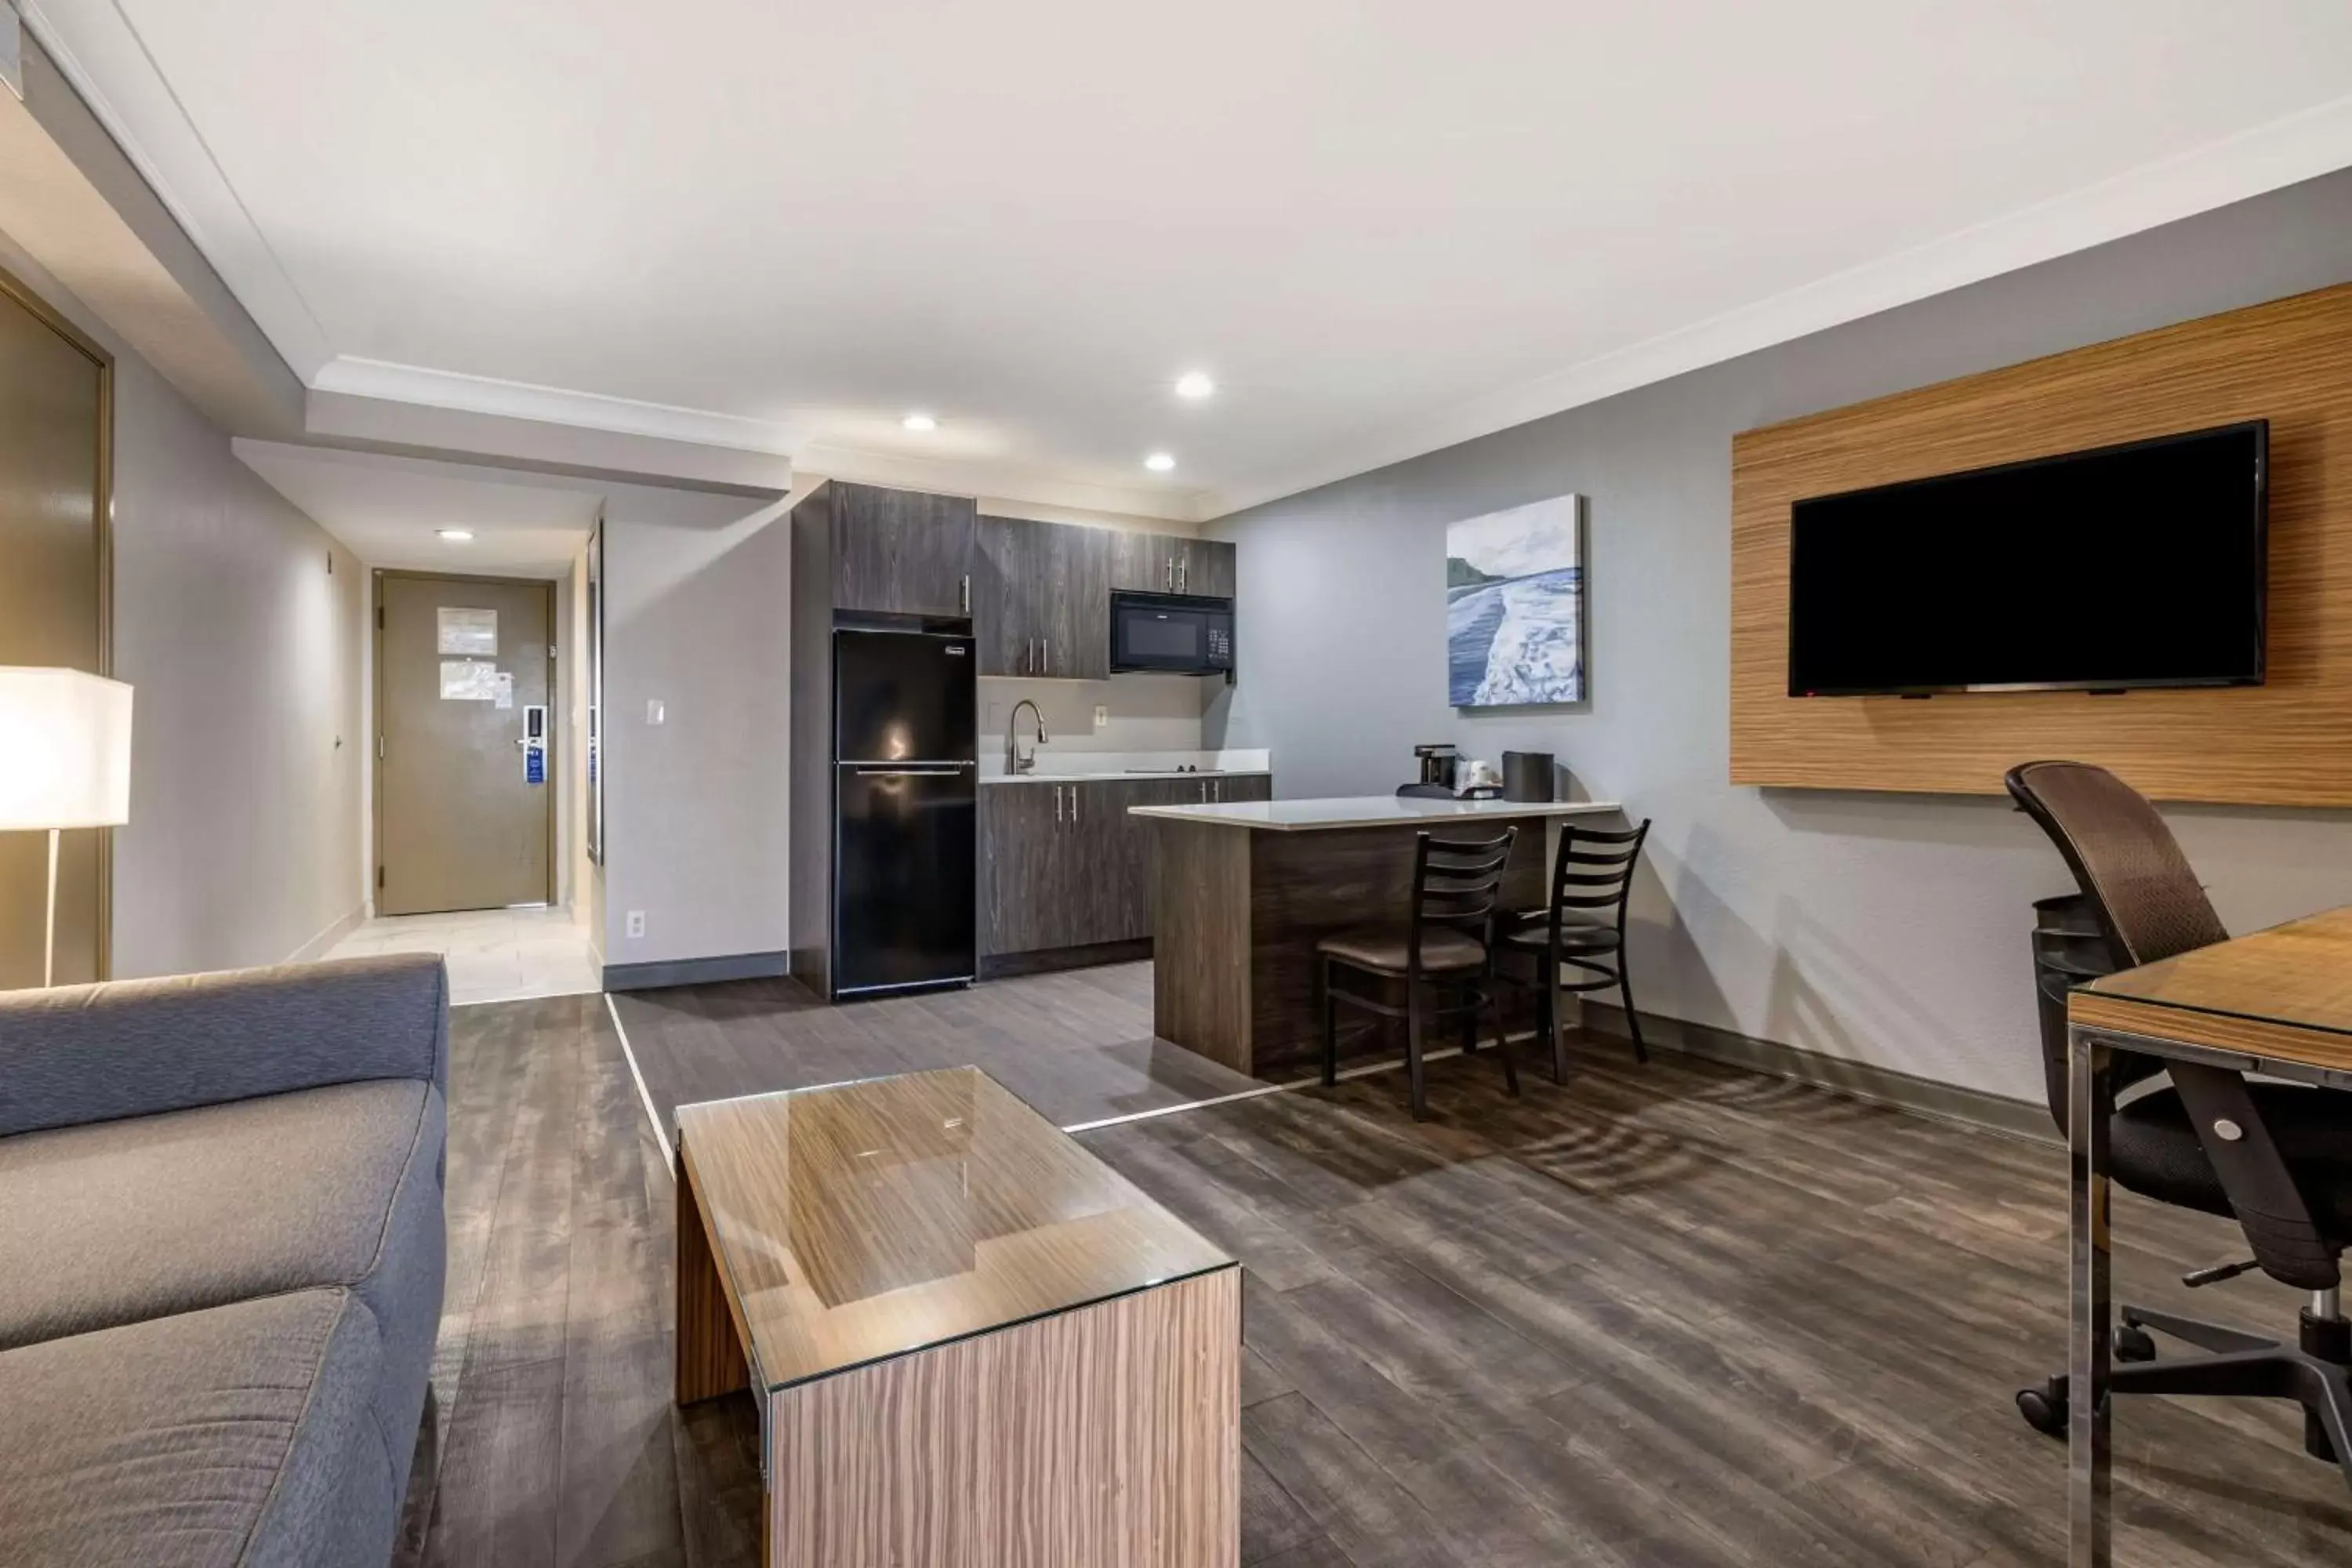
325 906 601 1005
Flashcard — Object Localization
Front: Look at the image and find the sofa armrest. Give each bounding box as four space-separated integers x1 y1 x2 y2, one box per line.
0 954 448 1138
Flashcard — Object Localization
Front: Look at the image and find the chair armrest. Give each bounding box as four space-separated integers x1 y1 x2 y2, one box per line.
0 954 448 1138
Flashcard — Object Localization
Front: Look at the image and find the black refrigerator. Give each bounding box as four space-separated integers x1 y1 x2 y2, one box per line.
831 626 978 997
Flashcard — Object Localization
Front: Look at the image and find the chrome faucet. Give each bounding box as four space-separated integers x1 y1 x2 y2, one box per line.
1005 699 1048 775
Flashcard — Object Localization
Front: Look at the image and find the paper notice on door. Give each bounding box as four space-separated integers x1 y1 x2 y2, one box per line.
493 672 515 710
441 659 502 701
437 608 498 655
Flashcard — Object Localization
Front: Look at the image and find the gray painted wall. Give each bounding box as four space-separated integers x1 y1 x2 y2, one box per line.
600 485 791 967
1207 167 2352 1107
0 227 366 979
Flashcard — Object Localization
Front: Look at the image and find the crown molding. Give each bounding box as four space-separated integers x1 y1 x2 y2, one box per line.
793 442 1212 525
313 355 803 454
1210 89 2352 517
16 0 336 378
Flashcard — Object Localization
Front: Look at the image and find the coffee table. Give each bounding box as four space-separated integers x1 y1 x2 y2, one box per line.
673 1066 1241 1566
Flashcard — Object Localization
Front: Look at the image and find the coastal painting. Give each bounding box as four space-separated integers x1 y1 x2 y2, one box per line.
1446 494 1585 707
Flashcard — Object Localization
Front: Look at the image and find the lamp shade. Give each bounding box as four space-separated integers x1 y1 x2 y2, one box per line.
0 667 133 830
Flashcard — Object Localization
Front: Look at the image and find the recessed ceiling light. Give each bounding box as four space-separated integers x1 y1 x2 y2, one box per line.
1174 372 1215 401
1144 452 1176 473
437 528 474 542
902 412 938 432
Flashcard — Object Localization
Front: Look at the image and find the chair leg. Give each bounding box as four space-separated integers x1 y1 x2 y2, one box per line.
2125 1305 2278 1357
1319 958 1338 1089
1541 953 1567 1085
1486 987 1519 1098
1405 983 1429 1120
1616 961 1650 1065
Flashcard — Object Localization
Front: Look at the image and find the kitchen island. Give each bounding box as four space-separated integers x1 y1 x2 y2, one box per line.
1130 794 1625 1078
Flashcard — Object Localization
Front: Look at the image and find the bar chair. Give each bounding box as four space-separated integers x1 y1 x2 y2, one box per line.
1493 819 1653 1083
1316 828 1520 1120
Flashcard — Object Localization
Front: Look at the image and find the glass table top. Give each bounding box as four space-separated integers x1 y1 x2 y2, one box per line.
2082 904 2352 1038
674 1067 1234 1391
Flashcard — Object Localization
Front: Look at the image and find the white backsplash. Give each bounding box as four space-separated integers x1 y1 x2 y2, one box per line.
980 673 1216 756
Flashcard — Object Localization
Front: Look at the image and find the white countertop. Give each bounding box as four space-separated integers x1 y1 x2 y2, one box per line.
1128 795 1624 831
985 768 1272 785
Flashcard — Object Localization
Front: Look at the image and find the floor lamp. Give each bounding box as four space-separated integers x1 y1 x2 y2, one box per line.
0 667 132 988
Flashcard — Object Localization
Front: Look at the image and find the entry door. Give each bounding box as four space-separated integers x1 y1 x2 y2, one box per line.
377 574 554 915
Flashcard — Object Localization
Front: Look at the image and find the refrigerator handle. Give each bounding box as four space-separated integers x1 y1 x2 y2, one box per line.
960 574 971 615
854 766 968 777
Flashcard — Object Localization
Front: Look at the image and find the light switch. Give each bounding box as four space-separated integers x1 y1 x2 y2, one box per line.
1093 704 1109 729
645 699 665 725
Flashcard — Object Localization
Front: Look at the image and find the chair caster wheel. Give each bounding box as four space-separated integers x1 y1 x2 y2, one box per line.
2016 1379 2069 1438
2114 1323 2158 1363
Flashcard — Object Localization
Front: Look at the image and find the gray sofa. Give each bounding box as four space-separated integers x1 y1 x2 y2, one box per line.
0 954 449 1567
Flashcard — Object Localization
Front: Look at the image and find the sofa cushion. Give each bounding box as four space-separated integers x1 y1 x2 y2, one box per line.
0 1078 441 1352
0 1287 383 1568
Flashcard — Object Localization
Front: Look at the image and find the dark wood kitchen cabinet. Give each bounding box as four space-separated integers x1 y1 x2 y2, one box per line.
980 779 1125 956
1109 532 1236 598
981 774 1272 962
975 517 1109 680
827 482 976 617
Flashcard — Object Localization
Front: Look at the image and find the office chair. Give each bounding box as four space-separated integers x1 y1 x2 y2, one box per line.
2006 760 2352 1490
1490 819 1653 1083
1316 828 1520 1120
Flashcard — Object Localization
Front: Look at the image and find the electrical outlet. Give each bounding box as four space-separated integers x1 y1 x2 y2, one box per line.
644 699 665 725
1093 704 1109 728
626 910 647 939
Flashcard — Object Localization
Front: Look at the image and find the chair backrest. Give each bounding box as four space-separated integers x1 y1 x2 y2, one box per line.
2006 761 2216 1129
2005 760 2226 968
1544 819 1650 939
1410 829 1518 959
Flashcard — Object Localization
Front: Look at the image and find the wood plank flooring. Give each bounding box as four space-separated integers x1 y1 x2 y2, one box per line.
401 981 2352 1567
612 963 1267 1134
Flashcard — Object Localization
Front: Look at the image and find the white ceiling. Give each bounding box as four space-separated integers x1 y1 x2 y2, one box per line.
234 441 601 578
29 2 2352 517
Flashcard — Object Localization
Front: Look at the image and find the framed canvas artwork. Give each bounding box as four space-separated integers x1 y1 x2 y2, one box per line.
1446 493 1586 706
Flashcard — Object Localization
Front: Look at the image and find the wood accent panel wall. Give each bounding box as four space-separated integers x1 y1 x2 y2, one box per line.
1730 282 2352 806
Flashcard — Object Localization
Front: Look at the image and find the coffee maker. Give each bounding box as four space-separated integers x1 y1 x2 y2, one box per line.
1399 742 1501 800
1413 743 1460 789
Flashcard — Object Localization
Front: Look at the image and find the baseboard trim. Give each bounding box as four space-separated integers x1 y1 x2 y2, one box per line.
286 905 366 965
1581 1000 2056 1145
603 949 792 993
979 938 1152 981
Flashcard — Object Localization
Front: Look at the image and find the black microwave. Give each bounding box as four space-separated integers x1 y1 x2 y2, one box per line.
1109 590 1235 676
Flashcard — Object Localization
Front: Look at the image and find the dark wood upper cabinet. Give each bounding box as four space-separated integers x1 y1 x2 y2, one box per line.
1108 532 1235 598
976 517 1109 680
829 482 976 617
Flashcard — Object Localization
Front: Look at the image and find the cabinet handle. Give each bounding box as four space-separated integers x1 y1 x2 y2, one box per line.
1073 785 1080 823
960 574 971 615
1045 638 1053 675
1055 784 1064 824
1163 559 1172 591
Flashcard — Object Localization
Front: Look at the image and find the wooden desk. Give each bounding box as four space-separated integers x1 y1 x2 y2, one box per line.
2065 906 2352 1568
673 1068 1240 1566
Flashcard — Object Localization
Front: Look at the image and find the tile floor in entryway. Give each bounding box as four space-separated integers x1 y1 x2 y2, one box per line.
322 906 601 1006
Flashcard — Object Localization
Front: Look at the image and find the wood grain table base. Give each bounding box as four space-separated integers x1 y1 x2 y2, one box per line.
676 1127 1242 1568
768 1266 1240 1567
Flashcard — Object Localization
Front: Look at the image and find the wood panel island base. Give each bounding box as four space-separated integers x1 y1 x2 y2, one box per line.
674 1069 1241 1567
1133 795 1628 1078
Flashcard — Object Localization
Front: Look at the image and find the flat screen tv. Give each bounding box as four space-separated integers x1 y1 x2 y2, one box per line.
1786 420 2268 697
